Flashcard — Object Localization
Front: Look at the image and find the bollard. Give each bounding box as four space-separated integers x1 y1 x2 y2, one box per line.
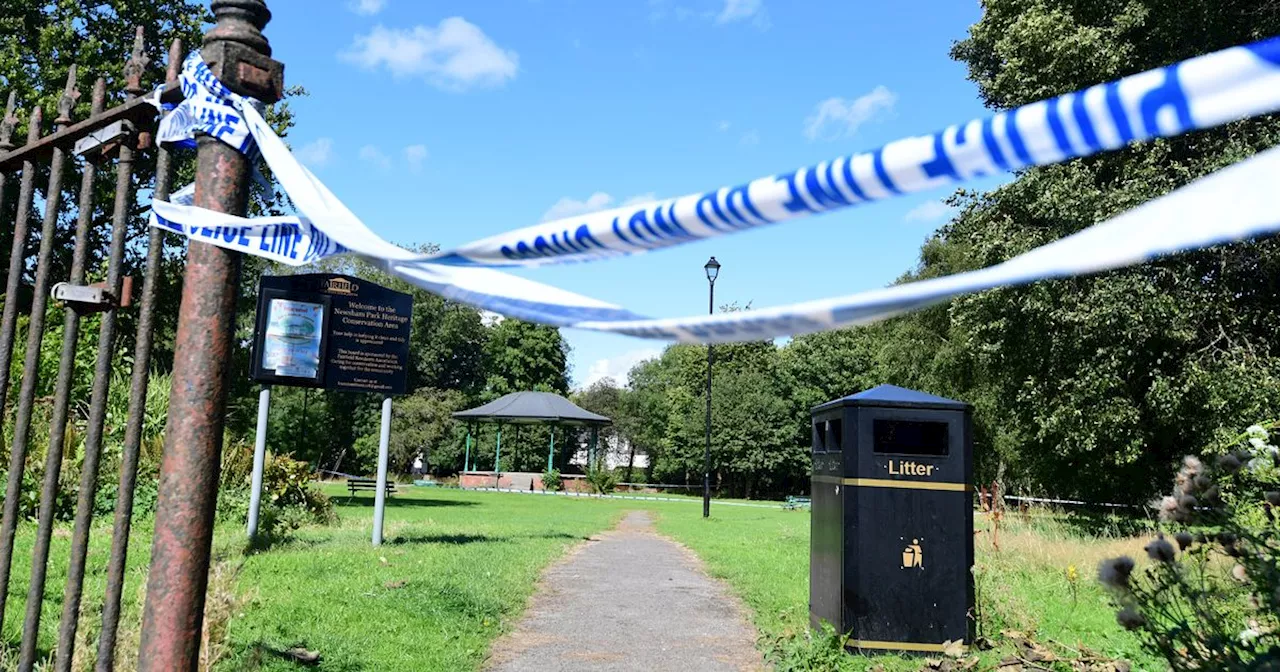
137 1 284 669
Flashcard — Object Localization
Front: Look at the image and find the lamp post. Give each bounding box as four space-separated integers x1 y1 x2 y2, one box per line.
703 256 720 518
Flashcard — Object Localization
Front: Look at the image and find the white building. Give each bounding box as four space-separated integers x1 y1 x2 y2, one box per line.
569 433 648 473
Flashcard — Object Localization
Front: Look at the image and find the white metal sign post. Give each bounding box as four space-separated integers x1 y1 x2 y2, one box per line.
247 385 272 539
372 395 393 546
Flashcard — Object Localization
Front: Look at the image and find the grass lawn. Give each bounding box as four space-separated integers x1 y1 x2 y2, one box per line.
0 517 155 671
656 503 1162 670
216 485 636 670
0 485 1163 670
217 486 1160 670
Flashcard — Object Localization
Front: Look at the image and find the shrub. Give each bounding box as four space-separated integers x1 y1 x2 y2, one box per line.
255 501 315 539
93 474 160 520
215 451 336 537
1099 421 1280 671
765 622 851 672
541 469 562 492
586 465 617 495
261 453 336 524
216 485 251 525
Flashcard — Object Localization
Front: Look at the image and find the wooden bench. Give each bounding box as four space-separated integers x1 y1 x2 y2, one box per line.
347 478 396 498
783 496 811 510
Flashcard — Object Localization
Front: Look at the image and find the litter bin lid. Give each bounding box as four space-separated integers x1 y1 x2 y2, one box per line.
814 384 969 412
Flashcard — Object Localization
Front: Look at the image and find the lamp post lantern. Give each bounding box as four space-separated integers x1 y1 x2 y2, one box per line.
703 256 720 518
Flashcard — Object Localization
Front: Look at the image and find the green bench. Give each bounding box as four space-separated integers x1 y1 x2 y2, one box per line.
783 496 811 510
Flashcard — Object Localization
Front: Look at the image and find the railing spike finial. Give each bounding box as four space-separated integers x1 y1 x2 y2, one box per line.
0 92 17 151
91 78 106 115
167 39 184 81
125 27 149 95
28 105 43 140
55 65 79 125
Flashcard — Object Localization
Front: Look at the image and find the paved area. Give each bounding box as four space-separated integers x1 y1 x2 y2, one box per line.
486 511 765 672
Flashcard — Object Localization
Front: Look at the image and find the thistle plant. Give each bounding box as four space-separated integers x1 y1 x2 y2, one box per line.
1098 422 1280 671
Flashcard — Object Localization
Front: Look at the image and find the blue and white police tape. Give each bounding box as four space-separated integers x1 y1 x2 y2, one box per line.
150 206 350 267
150 46 1280 343
155 53 260 159
575 143 1280 341
423 35 1280 268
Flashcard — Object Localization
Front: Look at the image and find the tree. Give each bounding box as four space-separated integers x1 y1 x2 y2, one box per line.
483 319 569 397
616 358 675 482
706 367 800 498
572 377 621 445
901 0 1280 500
388 387 469 476
617 336 804 499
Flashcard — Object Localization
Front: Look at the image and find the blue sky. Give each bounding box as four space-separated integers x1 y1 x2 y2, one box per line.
262 0 1006 388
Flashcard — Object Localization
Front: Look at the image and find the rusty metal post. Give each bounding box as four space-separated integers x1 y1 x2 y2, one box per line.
96 38 184 672
137 2 283 669
16 66 81 670
53 31 150 671
0 104 42 633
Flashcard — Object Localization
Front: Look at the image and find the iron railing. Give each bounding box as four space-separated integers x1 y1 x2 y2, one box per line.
0 1 281 669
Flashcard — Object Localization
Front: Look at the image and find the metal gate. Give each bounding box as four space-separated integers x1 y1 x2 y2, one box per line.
0 1 282 669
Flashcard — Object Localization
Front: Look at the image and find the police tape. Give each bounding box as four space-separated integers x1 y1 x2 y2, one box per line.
150 45 1280 343
427 35 1280 268
151 184 350 266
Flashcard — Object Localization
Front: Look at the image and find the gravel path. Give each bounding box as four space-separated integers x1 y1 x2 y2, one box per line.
486 511 765 672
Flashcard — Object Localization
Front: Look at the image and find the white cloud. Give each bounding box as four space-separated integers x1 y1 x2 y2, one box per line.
717 120 731 132
651 0 764 28
803 86 897 141
581 348 663 389
904 200 955 223
621 193 658 206
739 129 760 146
295 137 333 167
359 144 391 169
403 144 428 171
541 192 658 222
716 0 770 29
341 18 519 91
542 192 614 221
349 0 385 15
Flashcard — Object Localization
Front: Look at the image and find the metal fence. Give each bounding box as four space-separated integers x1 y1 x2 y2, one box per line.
0 1 283 670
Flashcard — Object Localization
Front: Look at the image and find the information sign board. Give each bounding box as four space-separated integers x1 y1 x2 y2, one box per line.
250 274 412 394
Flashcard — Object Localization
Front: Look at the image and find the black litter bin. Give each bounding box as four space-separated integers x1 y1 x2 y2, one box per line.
809 384 973 654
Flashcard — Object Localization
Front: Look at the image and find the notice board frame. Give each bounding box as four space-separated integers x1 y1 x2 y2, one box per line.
250 286 333 388
249 273 412 395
